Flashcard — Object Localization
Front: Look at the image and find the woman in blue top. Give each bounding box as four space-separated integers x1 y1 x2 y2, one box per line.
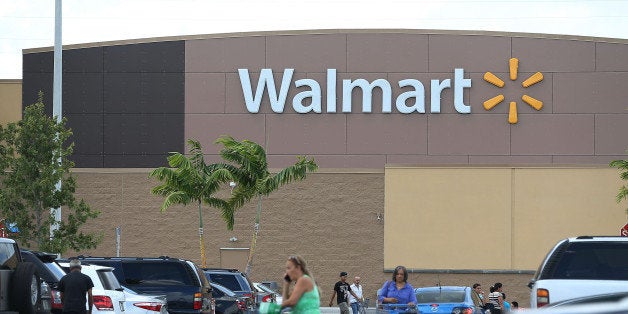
378 266 417 307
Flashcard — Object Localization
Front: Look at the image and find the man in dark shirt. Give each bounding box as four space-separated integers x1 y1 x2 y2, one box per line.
329 271 359 314
57 259 94 314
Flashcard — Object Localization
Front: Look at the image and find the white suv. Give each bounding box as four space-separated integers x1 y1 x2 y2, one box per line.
529 236 628 308
58 261 126 313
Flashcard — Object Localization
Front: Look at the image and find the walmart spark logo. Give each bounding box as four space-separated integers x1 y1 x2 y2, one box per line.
483 58 543 124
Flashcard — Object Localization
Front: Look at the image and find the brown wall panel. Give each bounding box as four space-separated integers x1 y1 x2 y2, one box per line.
266 34 347 72
185 73 226 114
595 114 628 155
186 37 266 72
427 114 510 155
346 113 427 154
266 114 347 155
512 37 595 72
184 114 266 154
428 35 511 72
510 114 594 155
347 34 428 72
596 42 628 71
554 72 628 114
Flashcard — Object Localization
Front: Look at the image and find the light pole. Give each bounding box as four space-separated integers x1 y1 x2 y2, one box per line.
50 0 63 242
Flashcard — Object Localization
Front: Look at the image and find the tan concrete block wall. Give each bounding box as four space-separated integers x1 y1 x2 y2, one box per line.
63 170 537 306
0 80 22 126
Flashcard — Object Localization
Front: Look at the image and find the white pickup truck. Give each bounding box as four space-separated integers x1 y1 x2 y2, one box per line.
528 236 628 308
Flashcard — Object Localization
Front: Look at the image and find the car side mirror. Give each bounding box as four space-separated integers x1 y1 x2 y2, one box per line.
527 280 535 289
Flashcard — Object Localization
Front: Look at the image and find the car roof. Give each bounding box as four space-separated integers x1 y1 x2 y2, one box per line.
568 236 628 242
57 261 114 272
203 268 244 273
21 249 58 262
74 255 189 262
0 237 16 244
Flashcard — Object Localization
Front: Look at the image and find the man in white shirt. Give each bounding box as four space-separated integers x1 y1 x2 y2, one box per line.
348 276 363 314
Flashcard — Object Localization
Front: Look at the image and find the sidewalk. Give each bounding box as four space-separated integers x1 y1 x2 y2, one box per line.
320 307 377 314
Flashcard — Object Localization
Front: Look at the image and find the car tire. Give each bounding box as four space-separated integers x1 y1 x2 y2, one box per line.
10 262 41 314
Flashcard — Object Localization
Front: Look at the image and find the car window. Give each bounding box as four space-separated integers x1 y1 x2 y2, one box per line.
212 286 226 298
416 291 466 303
0 243 18 269
209 273 242 291
551 242 628 280
98 269 122 290
120 261 193 285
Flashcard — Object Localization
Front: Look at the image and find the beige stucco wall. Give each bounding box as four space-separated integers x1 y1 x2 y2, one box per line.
0 80 21 126
385 166 625 271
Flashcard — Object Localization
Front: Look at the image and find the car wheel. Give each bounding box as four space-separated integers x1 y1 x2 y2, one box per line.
10 262 41 314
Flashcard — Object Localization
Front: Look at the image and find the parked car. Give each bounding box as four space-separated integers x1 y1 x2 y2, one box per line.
0 237 50 314
122 284 168 314
253 282 280 304
74 256 213 314
58 261 126 313
208 282 248 314
203 268 256 308
528 236 628 308
21 249 66 313
544 292 628 308
519 293 628 314
414 286 480 314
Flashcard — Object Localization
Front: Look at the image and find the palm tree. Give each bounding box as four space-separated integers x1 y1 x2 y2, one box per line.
150 139 232 267
214 135 318 275
610 153 628 214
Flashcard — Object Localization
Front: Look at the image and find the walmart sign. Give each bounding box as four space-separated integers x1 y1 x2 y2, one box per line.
238 69 472 114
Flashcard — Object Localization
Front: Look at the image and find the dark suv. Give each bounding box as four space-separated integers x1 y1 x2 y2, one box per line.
75 256 213 314
21 250 66 313
203 269 257 307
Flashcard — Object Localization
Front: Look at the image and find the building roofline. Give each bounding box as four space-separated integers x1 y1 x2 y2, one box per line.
22 28 628 54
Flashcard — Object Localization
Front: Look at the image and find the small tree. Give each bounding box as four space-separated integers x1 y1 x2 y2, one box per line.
610 152 628 214
150 139 232 267
0 93 101 253
215 135 318 275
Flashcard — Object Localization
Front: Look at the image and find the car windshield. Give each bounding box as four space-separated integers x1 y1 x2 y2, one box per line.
416 291 466 303
208 273 242 291
257 284 277 294
551 242 628 280
44 261 66 281
120 262 193 285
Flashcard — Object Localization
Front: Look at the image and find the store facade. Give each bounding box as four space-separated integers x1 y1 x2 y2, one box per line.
15 29 628 305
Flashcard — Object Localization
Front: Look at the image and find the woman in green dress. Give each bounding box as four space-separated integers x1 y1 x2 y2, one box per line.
281 255 320 314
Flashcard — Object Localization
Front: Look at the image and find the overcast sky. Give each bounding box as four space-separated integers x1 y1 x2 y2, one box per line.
1 0 627 79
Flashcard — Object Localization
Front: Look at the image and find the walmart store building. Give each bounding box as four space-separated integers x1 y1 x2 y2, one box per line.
2 29 628 305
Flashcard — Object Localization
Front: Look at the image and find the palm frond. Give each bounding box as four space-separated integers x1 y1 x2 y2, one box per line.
618 186 628 203
263 156 318 194
161 191 192 211
186 139 206 169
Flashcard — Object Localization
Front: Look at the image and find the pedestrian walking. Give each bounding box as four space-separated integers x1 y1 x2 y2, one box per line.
329 271 360 314
378 265 417 307
348 276 363 314
488 283 504 314
57 259 94 314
